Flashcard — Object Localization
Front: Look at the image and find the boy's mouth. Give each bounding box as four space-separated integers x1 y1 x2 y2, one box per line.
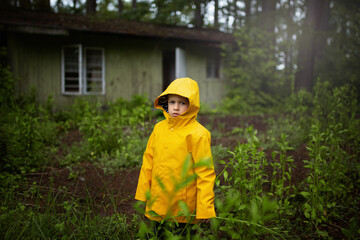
172 113 179 117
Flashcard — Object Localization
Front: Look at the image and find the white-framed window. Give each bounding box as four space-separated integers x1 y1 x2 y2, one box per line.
62 45 105 95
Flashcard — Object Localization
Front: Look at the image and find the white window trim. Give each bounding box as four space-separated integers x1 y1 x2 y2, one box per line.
61 44 105 95
83 47 105 95
61 44 82 95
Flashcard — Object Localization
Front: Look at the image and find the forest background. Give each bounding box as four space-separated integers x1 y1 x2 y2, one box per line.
0 0 359 239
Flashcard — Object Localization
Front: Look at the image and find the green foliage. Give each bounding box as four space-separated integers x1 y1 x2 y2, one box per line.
211 144 231 165
299 83 360 234
315 1 360 94
262 81 360 237
0 199 137 239
0 165 139 239
265 90 313 149
216 82 360 238
51 0 85 15
222 27 284 115
0 173 22 209
117 1 152 21
0 50 61 174
1 44 359 238
0 92 59 173
341 217 360 240
265 80 359 151
0 47 14 109
0 47 152 175
150 0 193 26
214 127 286 239
59 95 152 173
269 134 295 207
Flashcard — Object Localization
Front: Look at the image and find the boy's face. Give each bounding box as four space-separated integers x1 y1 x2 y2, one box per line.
168 94 189 117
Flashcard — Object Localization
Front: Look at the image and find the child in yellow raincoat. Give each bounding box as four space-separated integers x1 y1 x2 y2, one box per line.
135 77 216 236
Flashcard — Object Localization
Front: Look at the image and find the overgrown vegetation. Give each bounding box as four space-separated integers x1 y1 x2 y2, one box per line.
221 27 284 115
1 49 359 239
0 49 152 238
57 95 152 174
212 82 360 239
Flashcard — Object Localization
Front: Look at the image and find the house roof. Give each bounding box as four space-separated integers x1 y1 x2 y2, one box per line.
0 9 234 44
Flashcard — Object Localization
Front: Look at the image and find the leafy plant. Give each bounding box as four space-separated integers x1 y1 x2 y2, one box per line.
1 95 59 173
299 83 360 236
269 134 295 210
60 95 152 172
215 126 284 239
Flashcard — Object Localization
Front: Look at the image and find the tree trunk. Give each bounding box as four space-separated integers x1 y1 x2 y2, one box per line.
55 0 63 10
284 0 295 78
118 0 123 14
260 0 277 75
255 0 260 15
232 0 238 30
294 0 328 91
72 0 77 12
244 0 251 27
86 0 96 15
132 0 137 10
33 0 51 11
261 0 276 33
214 0 219 29
19 0 31 9
194 0 203 28
316 0 330 62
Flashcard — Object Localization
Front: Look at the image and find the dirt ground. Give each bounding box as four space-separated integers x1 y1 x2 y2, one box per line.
24 114 309 219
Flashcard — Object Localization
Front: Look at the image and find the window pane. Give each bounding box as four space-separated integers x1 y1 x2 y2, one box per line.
85 49 103 93
206 55 219 79
64 47 80 92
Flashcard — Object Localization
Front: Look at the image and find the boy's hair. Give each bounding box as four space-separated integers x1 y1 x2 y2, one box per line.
158 95 168 112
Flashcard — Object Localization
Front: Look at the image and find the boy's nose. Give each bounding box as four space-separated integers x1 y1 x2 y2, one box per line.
174 103 179 110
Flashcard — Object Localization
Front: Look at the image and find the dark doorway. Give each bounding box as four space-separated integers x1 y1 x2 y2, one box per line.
162 50 175 90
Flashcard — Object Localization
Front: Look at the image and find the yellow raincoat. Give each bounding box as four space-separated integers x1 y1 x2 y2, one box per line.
135 77 216 223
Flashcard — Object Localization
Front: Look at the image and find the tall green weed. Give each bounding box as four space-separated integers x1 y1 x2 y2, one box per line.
1 93 59 173
214 127 290 239
300 83 360 237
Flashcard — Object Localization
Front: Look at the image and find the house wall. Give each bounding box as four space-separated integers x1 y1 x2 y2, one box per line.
105 36 162 103
8 33 65 104
6 31 227 108
184 43 227 108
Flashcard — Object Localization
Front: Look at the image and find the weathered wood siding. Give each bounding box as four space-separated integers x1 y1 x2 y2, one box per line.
185 43 227 108
104 36 162 103
6 32 227 108
8 32 65 105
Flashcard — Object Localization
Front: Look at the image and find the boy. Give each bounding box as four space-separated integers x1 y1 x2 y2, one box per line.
135 77 216 231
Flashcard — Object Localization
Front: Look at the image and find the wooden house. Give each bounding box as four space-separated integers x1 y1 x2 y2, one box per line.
0 9 234 108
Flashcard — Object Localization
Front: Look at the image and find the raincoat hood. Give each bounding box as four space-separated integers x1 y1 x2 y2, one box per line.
154 78 200 120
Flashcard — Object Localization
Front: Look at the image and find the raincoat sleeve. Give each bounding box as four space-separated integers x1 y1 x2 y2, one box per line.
193 131 216 219
135 129 155 202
